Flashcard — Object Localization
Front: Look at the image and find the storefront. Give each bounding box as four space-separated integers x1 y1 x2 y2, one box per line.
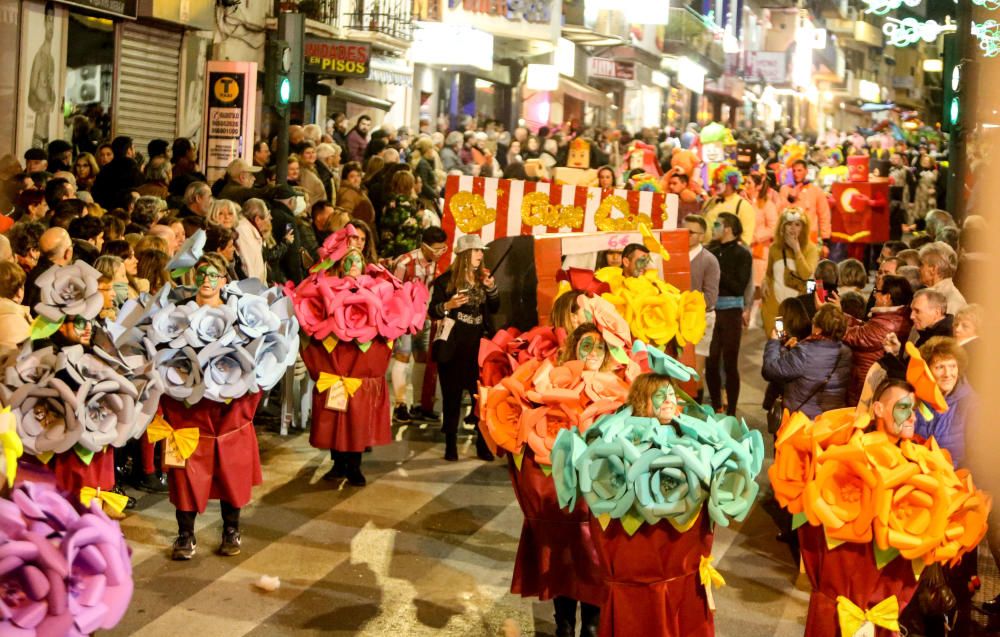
15 0 213 161
409 0 561 131
1 0 19 158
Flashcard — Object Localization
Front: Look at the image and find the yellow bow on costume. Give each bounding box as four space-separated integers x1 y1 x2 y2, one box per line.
146 415 200 460
0 426 24 487
80 487 130 515
316 373 363 396
699 555 726 611
640 222 670 262
836 595 900 637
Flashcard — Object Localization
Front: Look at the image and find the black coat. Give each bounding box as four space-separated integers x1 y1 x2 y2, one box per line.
269 200 305 283
91 157 144 210
429 270 500 365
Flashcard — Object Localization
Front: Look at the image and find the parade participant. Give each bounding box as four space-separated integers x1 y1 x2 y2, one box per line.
746 173 779 290
684 214 719 398
389 226 448 423
706 213 752 415
761 208 818 335
702 163 755 246
430 234 498 461
620 243 651 278
779 159 831 245
159 253 261 559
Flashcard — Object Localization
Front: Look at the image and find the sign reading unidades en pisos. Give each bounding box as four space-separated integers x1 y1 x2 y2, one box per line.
439 0 561 43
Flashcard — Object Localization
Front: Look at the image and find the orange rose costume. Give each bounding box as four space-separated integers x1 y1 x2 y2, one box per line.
770 409 990 637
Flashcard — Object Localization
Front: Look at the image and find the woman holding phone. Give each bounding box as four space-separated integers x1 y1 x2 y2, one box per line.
761 207 819 335
429 235 499 462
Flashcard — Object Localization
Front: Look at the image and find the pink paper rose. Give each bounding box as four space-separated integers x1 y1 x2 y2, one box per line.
329 288 380 343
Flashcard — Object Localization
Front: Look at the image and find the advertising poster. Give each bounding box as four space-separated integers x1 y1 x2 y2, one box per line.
16 1 67 157
201 60 256 184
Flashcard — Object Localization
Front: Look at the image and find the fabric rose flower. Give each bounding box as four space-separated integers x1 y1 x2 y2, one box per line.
404 281 430 332
62 505 134 634
769 411 815 514
183 303 237 348
198 340 256 403
551 427 588 511
677 290 707 346
249 329 297 391
155 347 205 404
480 384 529 456
577 438 641 518
803 434 878 543
147 302 195 347
629 440 710 528
233 294 281 341
33 262 104 322
8 377 81 455
524 404 578 465
329 288 380 343
65 354 140 452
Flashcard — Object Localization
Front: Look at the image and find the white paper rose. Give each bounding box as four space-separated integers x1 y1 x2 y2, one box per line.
182 304 237 348
154 347 205 404
8 377 81 455
234 295 280 341
198 340 256 402
147 302 196 347
33 262 105 322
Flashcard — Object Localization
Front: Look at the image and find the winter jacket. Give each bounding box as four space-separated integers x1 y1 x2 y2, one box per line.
91 157 144 210
842 306 913 405
762 337 851 418
915 379 976 468
347 129 368 163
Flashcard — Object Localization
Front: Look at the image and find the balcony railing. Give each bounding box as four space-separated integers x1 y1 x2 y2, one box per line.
346 0 413 41
659 7 726 69
298 0 413 41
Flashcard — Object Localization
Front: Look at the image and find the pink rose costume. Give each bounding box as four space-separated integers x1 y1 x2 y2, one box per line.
287 226 429 484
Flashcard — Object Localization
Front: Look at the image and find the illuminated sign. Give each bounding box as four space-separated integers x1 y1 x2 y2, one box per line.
410 23 494 70
446 0 552 24
303 38 371 78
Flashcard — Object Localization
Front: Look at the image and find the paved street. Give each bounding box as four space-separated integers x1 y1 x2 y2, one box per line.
109 329 996 636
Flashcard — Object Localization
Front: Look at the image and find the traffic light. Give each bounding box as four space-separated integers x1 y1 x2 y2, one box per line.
941 33 961 132
265 39 291 108
278 11 304 104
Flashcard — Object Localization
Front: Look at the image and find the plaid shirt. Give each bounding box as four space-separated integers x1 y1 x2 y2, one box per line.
392 248 437 289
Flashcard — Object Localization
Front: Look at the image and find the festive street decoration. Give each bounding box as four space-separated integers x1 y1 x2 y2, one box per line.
441 175 679 262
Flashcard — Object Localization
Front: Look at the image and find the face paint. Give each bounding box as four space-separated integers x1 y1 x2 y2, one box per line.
576 333 606 371
73 316 89 331
112 282 129 306
633 255 651 272
651 384 678 425
892 396 915 430
195 266 222 289
341 251 364 277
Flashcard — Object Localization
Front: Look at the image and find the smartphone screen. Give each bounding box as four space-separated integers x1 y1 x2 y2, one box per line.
775 317 784 337
805 279 816 294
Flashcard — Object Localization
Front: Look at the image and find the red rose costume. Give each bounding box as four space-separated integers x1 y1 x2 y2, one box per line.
159 393 263 513
507 449 605 606
52 449 116 496
590 513 715 637
798 524 917 637
301 339 392 452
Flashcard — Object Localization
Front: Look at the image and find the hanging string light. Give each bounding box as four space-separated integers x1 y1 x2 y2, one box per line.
973 20 1000 57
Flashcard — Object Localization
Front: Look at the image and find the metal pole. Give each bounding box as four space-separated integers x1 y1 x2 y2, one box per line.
275 0 290 186
947 0 972 216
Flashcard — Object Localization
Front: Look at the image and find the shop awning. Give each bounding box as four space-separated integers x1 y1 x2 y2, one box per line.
370 56 413 86
321 84 394 111
559 76 611 108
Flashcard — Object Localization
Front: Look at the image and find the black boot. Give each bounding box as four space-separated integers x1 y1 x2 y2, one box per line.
444 432 458 461
323 450 346 481
172 510 197 560
344 452 366 486
579 602 600 637
553 596 577 637
475 432 494 461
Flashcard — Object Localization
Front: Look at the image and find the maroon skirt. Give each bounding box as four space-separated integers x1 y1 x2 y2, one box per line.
507 450 605 606
51 449 115 497
799 524 918 637
159 392 264 513
590 512 715 637
301 339 392 453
